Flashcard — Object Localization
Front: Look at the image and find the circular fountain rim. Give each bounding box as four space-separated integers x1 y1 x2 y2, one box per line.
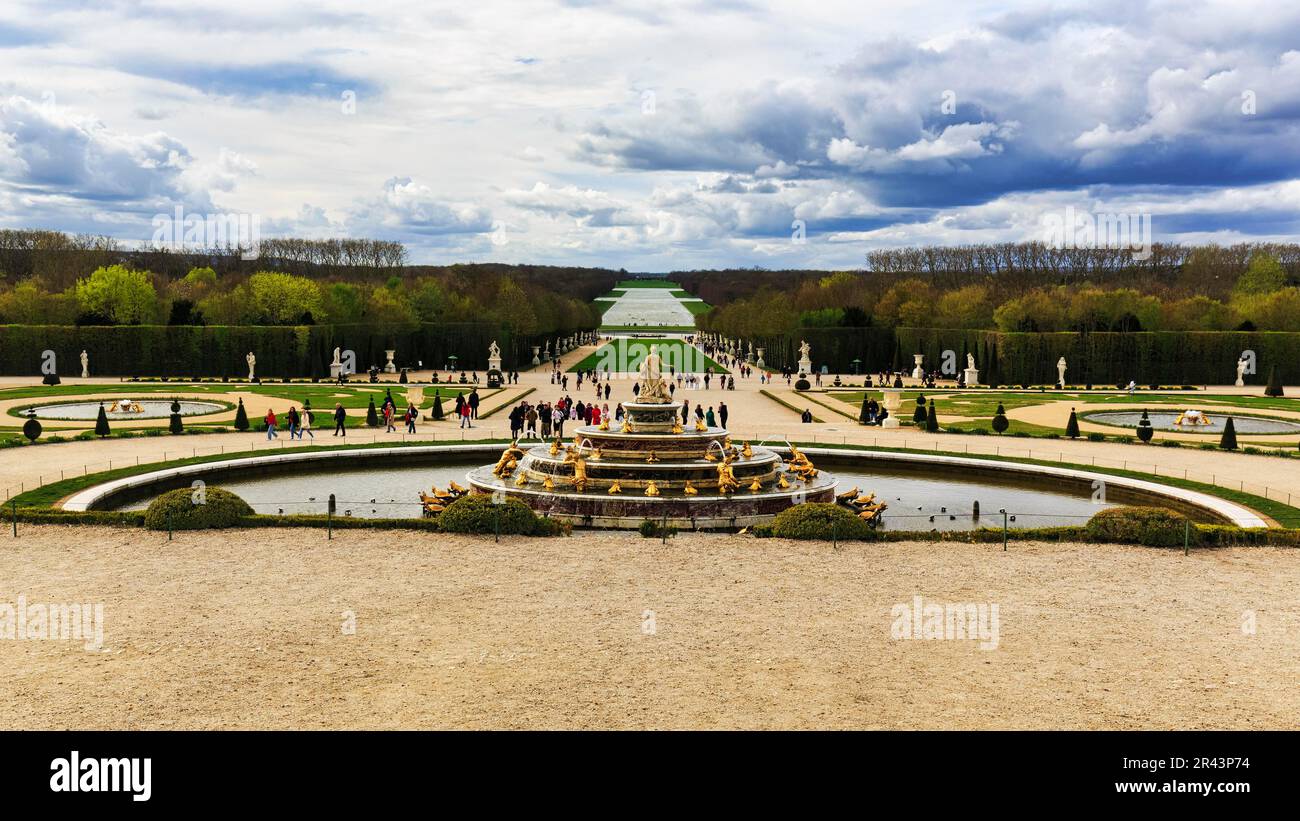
1080 408 1300 434
57 442 1269 528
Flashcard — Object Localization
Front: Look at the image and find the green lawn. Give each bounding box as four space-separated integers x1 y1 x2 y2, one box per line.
567 338 728 374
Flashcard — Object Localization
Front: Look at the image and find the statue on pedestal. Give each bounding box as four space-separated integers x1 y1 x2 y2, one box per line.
246 352 257 380
1057 357 1068 387
797 340 812 377
1235 357 1248 387
80 350 89 378
962 353 979 387
637 345 673 404
330 347 343 379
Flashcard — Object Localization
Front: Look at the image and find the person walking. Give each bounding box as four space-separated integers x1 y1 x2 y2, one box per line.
460 400 473 429
300 405 315 440
525 404 539 438
468 389 480 420
383 402 396 433
718 401 728 429
333 403 347 436
264 409 278 440
705 406 716 427
405 403 417 434
286 405 301 439
454 393 465 421
553 404 565 439
541 404 553 439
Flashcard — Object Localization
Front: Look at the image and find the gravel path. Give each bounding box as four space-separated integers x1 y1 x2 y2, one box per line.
2 525 1297 729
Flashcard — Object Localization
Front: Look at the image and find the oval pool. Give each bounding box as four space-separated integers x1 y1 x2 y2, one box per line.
1083 410 1300 435
26 399 227 420
113 459 1117 530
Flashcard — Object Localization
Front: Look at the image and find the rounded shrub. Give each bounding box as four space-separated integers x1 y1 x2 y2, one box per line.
1085 506 1198 547
437 493 542 535
794 378 810 391
144 486 253 531
771 503 873 540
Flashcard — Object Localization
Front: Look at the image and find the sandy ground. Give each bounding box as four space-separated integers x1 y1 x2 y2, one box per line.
1 525 1297 730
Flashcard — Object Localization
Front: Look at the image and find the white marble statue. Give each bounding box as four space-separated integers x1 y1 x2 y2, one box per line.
80 350 89 378
1057 356 1068 387
797 340 813 376
332 347 342 366
637 345 673 403
246 351 256 380
1235 357 1248 387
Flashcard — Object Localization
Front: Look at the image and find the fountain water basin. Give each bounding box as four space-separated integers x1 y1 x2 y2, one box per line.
467 401 837 528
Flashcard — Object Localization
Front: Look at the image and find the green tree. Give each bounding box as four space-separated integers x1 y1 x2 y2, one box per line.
493 278 539 334
1233 254 1287 296
242 271 325 324
74 264 158 324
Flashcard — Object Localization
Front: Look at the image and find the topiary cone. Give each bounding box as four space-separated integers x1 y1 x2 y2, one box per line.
366 397 379 427
233 398 249 431
925 399 939 432
1265 365 1284 398
431 390 444 421
1219 416 1238 450
1065 407 1080 439
94 402 111 438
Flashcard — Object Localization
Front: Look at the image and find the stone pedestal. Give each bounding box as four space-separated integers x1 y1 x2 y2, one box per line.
963 367 980 387
798 356 812 377
881 389 902 428
912 354 925 380
384 349 397 374
330 363 342 380
488 354 502 373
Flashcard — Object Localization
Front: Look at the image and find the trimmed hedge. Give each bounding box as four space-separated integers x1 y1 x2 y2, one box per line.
0 322 588 378
436 493 568 536
771 503 875 540
1084 505 1198 547
143 486 254 530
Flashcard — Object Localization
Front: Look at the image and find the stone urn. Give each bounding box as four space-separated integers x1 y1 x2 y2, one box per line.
881 388 903 429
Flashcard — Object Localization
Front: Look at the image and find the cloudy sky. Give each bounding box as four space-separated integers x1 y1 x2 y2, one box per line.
2 0 1299 270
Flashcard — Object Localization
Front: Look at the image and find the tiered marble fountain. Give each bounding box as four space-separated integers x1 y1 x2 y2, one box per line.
466 348 837 528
